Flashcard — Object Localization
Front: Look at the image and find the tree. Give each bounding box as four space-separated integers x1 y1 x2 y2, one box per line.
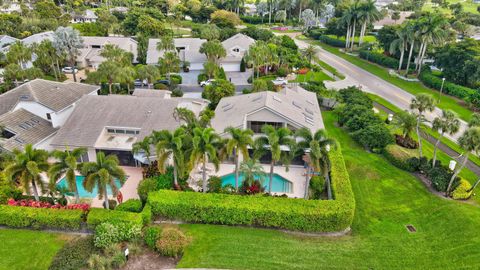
33 40 62 81
225 127 254 190
153 128 187 188
389 27 408 72
132 136 153 164
446 127 480 196
199 25 220 41
53 26 83 82
210 10 241 28
202 79 235 109
393 110 417 139
301 9 316 31
410 94 436 158
88 60 122 94
239 159 266 187
357 0 383 46
6 41 32 68
4 145 49 201
190 127 222 193
48 147 87 203
391 11 400 23
275 10 287 23
302 45 316 64
296 128 335 199
100 44 132 65
199 40 226 65
431 110 460 167
81 152 126 209
158 51 181 82
469 113 480 128
156 34 175 52
254 125 294 194
136 65 160 88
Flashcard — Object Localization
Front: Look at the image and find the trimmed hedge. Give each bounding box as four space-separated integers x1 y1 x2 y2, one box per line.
0 205 84 230
48 236 97 270
359 50 399 69
86 208 143 229
452 179 473 200
419 68 477 100
382 144 418 172
318 35 345 47
141 203 153 225
148 147 355 233
116 199 143 213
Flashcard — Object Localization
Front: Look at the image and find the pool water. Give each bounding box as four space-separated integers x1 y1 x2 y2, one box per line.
56 175 122 198
221 173 292 193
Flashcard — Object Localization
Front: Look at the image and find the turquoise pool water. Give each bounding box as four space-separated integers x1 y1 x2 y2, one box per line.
221 173 292 193
56 175 122 198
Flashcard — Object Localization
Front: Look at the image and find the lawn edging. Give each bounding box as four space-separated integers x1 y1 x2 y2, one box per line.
147 147 355 233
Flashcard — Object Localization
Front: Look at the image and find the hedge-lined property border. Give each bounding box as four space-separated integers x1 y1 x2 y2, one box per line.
148 147 355 233
0 205 84 230
419 68 477 101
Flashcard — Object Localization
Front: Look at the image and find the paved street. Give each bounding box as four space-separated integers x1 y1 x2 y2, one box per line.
292 35 468 143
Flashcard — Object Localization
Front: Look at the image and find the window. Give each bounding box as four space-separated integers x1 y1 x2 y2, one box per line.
106 128 140 135
1 129 15 139
247 121 284 133
46 113 51 120
91 45 101 49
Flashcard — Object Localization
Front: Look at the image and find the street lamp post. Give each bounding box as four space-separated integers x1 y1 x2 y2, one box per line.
438 77 446 103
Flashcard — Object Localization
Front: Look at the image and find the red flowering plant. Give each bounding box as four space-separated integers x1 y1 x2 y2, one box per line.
240 180 266 195
297 68 310 75
7 198 90 213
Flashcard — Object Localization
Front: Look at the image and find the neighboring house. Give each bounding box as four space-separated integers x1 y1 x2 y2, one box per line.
373 11 413 30
0 79 99 152
110 6 128 13
146 38 207 70
71 9 98 23
220 33 255 72
77 36 139 69
2 31 54 69
0 3 22 14
0 35 19 53
51 91 209 166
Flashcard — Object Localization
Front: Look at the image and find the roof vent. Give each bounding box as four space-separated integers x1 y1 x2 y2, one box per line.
126 137 135 143
19 95 29 100
273 96 282 103
305 108 313 115
306 100 314 105
292 101 302 109
223 104 234 112
14 137 25 144
107 136 115 142
252 96 262 102
305 117 314 126
222 103 231 108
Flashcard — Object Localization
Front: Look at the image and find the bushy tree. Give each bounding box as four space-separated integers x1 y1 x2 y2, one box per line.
202 79 235 109
210 10 241 28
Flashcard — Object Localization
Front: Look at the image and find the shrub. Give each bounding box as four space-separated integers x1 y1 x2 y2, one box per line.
240 58 246 72
207 176 223 193
307 28 325 40
141 203 153 225
170 74 182 84
86 208 143 229
116 199 143 213
148 147 355 233
138 178 158 203
0 205 83 230
197 73 208 84
276 66 289 77
419 68 477 101
94 222 142 249
359 50 400 69
155 227 189 258
318 35 345 47
144 225 162 250
48 236 97 270
171 88 183 97
428 165 456 192
309 176 325 199
382 144 418 172
154 83 168 90
352 124 394 151
241 26 274 41
252 79 268 92
452 179 473 200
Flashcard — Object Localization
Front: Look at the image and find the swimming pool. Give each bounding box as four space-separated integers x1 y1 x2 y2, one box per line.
56 175 122 198
220 173 293 193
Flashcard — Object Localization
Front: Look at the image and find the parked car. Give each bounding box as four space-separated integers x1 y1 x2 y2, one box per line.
134 79 144 87
154 79 170 86
200 79 215 87
271 77 288 86
62 67 78 74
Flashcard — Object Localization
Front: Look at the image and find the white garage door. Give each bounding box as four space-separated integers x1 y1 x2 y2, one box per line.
190 62 204 71
221 63 240 72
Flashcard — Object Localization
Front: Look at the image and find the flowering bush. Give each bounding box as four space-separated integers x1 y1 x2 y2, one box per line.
297 68 310 74
7 198 90 212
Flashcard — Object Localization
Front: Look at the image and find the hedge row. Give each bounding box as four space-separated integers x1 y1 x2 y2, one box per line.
318 35 346 47
419 68 477 100
0 205 84 230
358 50 415 70
148 147 355 233
86 208 143 229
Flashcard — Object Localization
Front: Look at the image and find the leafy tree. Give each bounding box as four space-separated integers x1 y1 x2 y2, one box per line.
199 25 220 41
239 159 266 186
153 128 187 188
275 10 287 23
0 14 22 37
6 41 32 68
254 125 294 194
202 79 235 109
136 65 160 87
87 61 122 94
137 15 166 37
81 152 126 209
203 60 219 79
48 147 87 203
199 40 226 65
210 10 241 28
431 110 460 166
410 93 436 158
190 127 222 192
393 110 417 139
4 144 49 201
377 25 399 52
122 8 165 36
302 45 316 64
158 51 181 82
132 136 153 164
225 127 254 190
301 9 316 30
53 26 83 82
34 0 62 20
72 23 107 36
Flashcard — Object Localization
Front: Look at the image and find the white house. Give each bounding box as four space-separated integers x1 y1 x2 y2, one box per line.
77 36 139 69
0 35 19 53
220 33 255 72
2 31 54 69
0 79 99 152
71 9 98 23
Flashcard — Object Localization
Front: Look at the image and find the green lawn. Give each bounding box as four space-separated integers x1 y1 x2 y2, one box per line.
326 34 377 43
423 0 480 14
179 111 480 269
292 70 332 83
308 39 474 122
0 229 68 270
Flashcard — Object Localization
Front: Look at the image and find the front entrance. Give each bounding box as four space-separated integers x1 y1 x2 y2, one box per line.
96 149 139 167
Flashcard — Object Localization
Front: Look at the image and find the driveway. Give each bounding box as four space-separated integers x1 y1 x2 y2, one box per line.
290 34 468 143
179 71 201 85
226 70 252 85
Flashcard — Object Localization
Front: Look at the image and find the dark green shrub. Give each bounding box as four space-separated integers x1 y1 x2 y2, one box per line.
352 124 394 151
197 73 208 84
338 86 373 108
49 236 98 270
144 225 162 250
427 165 457 192
307 28 325 40
344 111 383 132
154 83 168 90
309 176 325 199
242 88 252 94
0 205 83 230
359 50 398 69
171 88 183 97
138 178 158 203
419 68 476 100
382 144 417 172
116 199 143 213
318 35 345 47
86 208 143 229
276 66 289 77
216 67 226 80
240 58 246 72
155 227 189 258
207 176 223 193
241 26 274 41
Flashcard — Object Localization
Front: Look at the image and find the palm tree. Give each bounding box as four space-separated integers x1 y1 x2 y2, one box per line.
302 45 316 64
393 110 417 140
199 40 226 65
224 127 254 190
431 110 460 167
132 136 153 164
4 144 49 201
52 26 83 82
89 60 122 94
446 127 480 196
404 21 419 75
48 147 87 203
190 127 222 192
153 128 186 188
410 94 436 158
254 125 294 194
6 41 32 70
468 113 480 127
414 14 449 73
390 27 408 72
296 128 335 199
136 65 160 88
81 152 126 209
239 159 266 187
357 0 383 46
158 51 181 82
156 34 175 52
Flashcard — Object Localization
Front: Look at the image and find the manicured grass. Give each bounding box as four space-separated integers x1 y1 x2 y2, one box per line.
0 228 69 270
423 0 480 14
308 39 474 122
326 34 377 43
292 70 332 83
179 111 480 269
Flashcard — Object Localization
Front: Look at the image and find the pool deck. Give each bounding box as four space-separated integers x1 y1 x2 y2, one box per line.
189 163 307 198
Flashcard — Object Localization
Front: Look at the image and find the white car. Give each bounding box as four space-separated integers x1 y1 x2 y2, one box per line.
200 79 215 87
271 77 288 86
62 67 78 74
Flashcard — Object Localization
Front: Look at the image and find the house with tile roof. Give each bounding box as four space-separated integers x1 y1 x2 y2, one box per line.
77 36 139 69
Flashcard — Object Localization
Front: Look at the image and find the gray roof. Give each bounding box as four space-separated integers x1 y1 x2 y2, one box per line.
221 33 255 62
212 86 324 134
0 109 57 152
132 89 171 98
79 36 138 63
22 31 54 46
51 95 209 148
146 38 206 65
0 79 100 116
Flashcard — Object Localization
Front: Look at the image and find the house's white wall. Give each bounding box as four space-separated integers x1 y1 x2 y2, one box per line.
35 133 57 152
87 148 97 162
51 105 74 128
13 101 53 120
190 62 204 70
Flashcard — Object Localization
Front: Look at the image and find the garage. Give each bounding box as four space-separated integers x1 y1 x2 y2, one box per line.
220 62 241 72
189 62 204 71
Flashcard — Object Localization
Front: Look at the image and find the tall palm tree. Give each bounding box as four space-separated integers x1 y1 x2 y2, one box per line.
158 51 180 82
296 128 335 199
446 127 480 196
393 110 417 140
357 0 383 46
239 159 266 187
225 127 254 190
390 27 408 72
132 136 153 164
410 94 436 158
302 45 316 64
136 65 160 88
254 125 294 194
190 127 222 193
5 144 49 201
404 21 419 75
431 110 460 167
81 152 126 209
48 147 87 203
414 14 449 73
341 7 354 50
156 34 175 52
199 40 227 65
6 41 32 70
153 128 186 188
